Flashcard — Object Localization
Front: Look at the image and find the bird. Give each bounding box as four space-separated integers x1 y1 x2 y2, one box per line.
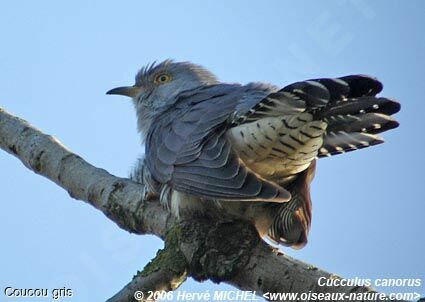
107 60 400 249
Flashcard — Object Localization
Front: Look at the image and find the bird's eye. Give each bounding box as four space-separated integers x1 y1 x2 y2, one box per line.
154 73 172 84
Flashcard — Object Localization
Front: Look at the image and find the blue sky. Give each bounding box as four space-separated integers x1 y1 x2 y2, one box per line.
1 1 424 301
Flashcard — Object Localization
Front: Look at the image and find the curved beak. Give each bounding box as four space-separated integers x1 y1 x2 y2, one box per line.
106 85 141 98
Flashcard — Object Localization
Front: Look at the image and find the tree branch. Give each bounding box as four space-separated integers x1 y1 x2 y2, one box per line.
0 107 414 302
0 107 173 236
108 225 188 302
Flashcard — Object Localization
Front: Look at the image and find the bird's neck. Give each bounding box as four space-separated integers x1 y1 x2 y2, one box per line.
135 102 171 142
136 113 153 143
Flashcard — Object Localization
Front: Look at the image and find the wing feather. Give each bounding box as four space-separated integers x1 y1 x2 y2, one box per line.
146 84 291 202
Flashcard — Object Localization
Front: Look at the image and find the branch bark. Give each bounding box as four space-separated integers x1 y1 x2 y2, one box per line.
0 107 414 302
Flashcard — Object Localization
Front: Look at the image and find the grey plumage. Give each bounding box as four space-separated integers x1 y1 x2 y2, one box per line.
108 60 400 248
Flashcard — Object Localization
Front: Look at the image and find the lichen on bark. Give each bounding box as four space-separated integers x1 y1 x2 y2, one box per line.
179 219 260 283
140 224 188 278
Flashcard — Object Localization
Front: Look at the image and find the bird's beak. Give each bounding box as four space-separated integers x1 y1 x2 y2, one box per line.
106 85 141 98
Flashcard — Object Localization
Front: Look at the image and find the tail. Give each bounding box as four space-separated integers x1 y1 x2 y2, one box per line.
310 75 400 157
265 76 400 247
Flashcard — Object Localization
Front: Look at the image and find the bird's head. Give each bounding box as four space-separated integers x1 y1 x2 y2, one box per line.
107 60 218 108
107 60 219 137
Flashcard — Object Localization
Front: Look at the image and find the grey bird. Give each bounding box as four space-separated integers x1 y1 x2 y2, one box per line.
107 60 400 249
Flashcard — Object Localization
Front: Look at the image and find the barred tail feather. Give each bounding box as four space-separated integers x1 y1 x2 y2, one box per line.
318 110 399 157
314 86 400 158
325 112 399 135
319 131 383 157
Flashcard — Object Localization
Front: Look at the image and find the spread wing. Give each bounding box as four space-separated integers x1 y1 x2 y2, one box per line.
146 84 291 202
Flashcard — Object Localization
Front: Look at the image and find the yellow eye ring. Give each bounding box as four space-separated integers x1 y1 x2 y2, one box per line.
154 73 172 84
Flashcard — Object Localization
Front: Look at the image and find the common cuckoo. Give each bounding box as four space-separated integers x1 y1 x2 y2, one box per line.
107 60 400 249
